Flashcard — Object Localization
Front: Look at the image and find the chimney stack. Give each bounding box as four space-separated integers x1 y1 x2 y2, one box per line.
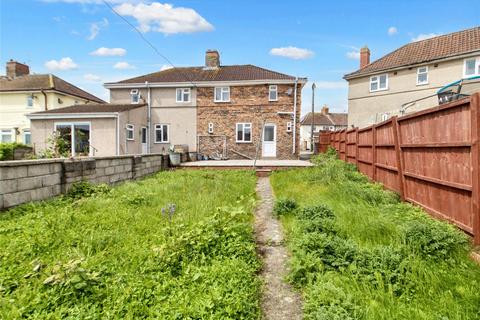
6 60 30 79
321 105 329 115
205 50 220 69
360 46 370 69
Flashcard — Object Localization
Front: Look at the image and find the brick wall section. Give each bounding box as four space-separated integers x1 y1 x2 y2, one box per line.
0 154 169 210
196 84 302 160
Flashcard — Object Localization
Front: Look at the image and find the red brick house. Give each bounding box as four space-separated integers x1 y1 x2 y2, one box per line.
105 50 306 159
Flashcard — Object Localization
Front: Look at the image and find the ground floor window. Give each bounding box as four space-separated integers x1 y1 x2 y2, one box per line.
126 124 134 141
23 130 31 145
236 123 252 143
0 129 13 143
54 122 91 156
155 124 169 143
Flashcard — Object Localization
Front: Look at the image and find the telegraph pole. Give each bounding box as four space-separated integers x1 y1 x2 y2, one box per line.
310 82 316 152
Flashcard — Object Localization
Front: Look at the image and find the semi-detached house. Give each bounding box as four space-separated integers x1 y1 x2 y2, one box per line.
104 50 306 159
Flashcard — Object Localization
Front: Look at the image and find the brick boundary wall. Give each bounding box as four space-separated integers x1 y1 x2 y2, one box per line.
0 154 170 210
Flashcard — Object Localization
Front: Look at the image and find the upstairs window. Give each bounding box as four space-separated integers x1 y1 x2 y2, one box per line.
269 85 278 101
155 124 169 143
27 95 33 108
126 124 134 140
464 57 480 77
236 123 252 143
176 88 191 103
214 87 230 102
130 89 140 104
417 66 428 85
370 74 388 92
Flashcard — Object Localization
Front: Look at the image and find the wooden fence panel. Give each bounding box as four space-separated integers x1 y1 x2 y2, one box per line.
321 93 480 244
317 132 331 153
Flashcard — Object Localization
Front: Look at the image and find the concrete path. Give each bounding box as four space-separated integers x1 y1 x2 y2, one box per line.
254 177 302 320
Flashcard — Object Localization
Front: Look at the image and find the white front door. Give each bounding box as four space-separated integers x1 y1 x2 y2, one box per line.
141 127 148 154
262 124 276 157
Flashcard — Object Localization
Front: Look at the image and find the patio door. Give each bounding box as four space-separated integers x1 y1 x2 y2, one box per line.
141 127 148 154
262 123 276 157
55 122 91 157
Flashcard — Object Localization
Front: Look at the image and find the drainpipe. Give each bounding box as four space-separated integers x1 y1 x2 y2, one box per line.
292 77 298 155
41 89 48 110
115 113 120 156
146 81 151 154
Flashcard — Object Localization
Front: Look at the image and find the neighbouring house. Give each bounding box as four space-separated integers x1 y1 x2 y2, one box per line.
104 50 306 159
345 27 480 128
0 60 105 145
28 103 147 157
300 106 347 151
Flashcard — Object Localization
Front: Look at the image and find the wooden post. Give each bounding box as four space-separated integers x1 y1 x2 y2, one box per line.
470 93 480 245
372 125 377 181
355 128 359 166
392 117 405 200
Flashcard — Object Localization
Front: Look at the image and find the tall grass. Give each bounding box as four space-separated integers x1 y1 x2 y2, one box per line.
0 170 261 319
271 151 480 320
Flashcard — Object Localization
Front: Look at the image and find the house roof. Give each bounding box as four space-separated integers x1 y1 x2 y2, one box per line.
344 27 480 80
110 64 304 84
0 74 105 103
301 112 348 126
31 103 146 114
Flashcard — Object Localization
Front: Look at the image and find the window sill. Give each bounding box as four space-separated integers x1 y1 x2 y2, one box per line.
236 141 253 144
214 100 231 103
154 141 169 144
126 139 135 141
369 88 388 93
416 82 429 86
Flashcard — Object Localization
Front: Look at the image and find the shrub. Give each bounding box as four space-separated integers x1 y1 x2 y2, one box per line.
66 181 111 200
298 204 335 221
273 198 298 216
404 219 468 261
0 142 28 161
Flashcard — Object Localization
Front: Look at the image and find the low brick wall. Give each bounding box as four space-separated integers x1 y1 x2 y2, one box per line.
0 154 169 210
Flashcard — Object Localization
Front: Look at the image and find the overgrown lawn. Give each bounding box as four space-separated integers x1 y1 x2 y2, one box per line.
271 150 480 320
0 170 261 319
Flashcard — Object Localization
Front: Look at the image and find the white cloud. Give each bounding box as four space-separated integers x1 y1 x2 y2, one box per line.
87 18 109 40
113 61 135 69
315 81 348 89
90 47 126 57
83 73 102 82
388 26 398 36
114 2 214 34
269 46 314 60
44 57 78 71
346 51 360 60
160 64 174 71
411 33 441 42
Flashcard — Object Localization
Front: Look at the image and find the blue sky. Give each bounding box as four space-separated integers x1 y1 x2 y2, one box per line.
1 0 479 115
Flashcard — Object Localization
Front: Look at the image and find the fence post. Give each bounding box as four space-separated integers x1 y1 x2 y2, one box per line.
392 117 405 201
372 125 377 181
471 93 480 245
355 128 359 166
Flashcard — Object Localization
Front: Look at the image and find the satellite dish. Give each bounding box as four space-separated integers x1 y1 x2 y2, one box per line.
286 88 293 95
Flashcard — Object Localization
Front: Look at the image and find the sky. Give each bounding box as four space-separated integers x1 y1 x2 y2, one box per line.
1 0 479 115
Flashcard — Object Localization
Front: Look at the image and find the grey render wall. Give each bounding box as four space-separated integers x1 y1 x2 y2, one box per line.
0 154 169 210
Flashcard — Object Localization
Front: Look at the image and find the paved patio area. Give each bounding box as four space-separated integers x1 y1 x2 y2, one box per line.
179 159 313 168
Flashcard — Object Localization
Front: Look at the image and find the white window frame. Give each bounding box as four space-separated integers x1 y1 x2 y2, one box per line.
154 124 169 143
176 88 191 103
369 74 388 92
0 129 13 143
23 130 31 145
286 121 292 132
130 89 140 104
269 85 278 101
214 86 230 102
463 57 480 78
236 123 252 143
27 95 34 108
54 122 92 156
208 122 214 134
126 124 134 141
416 66 429 85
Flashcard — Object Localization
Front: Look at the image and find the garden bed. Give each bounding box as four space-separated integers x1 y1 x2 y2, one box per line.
270 150 480 319
0 170 261 319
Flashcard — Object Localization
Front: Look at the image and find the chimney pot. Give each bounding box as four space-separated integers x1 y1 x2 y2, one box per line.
360 46 370 69
6 60 30 79
321 105 329 115
205 50 220 69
